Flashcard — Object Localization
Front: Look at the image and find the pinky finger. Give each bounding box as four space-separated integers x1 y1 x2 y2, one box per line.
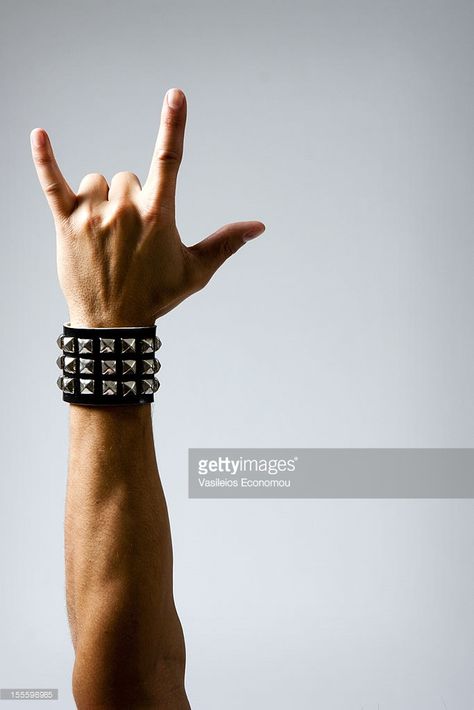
30 128 76 220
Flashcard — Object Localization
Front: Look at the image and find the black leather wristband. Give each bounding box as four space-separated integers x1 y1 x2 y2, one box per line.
56 323 161 405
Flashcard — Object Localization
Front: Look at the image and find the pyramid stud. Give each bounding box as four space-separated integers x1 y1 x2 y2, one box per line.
141 379 154 395
140 337 154 354
64 356 76 374
122 381 137 396
102 360 116 375
63 377 75 394
142 359 155 375
122 360 137 375
99 338 115 353
154 336 162 351
154 358 161 373
56 334 64 349
80 379 94 395
121 338 136 354
56 355 64 369
79 358 94 374
56 375 64 390
152 377 160 393
78 338 93 354
102 380 117 395
63 336 75 353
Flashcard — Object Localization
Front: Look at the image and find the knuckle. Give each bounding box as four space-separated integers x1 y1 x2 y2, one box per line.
110 199 141 222
111 170 137 182
78 209 102 232
34 153 52 167
220 238 236 261
43 181 62 197
141 200 174 226
156 147 181 165
163 111 183 129
79 173 108 191
84 172 105 181
141 205 159 223
74 201 102 231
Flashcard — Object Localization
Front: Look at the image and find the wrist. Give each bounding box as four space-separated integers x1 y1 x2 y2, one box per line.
69 311 156 328
69 402 152 418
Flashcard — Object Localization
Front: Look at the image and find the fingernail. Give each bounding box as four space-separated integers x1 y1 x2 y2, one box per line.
167 88 184 109
31 129 45 148
243 224 265 243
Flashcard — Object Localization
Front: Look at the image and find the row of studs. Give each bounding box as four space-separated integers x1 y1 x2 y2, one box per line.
57 335 161 355
57 376 160 396
56 355 160 377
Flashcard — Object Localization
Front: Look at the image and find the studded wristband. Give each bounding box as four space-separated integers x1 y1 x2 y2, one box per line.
56 324 161 405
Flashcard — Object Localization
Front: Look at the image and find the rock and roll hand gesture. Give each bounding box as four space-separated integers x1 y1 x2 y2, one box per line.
30 87 265 328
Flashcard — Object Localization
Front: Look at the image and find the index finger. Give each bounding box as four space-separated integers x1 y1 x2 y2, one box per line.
30 128 76 219
142 88 187 219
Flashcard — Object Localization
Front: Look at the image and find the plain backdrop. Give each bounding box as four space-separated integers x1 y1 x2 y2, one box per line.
0 1 473 708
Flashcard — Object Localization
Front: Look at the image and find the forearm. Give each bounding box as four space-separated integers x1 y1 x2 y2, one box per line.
65 403 188 707
31 86 264 710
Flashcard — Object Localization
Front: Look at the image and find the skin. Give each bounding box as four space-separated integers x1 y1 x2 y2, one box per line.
30 87 265 709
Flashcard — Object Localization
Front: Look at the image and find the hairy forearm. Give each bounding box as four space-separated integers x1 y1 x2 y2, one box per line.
65 404 188 707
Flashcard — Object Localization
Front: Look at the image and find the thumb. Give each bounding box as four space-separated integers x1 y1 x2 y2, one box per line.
191 220 265 278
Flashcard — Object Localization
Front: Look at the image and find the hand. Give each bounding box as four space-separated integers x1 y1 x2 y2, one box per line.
30 88 265 327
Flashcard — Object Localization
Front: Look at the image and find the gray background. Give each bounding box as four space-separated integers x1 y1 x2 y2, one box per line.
0 0 473 708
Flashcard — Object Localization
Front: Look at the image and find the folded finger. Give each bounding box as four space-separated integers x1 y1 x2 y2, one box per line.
77 173 109 205
108 171 141 202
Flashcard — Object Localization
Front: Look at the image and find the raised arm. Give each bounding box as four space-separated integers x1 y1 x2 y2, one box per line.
66 404 186 708
30 88 265 709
